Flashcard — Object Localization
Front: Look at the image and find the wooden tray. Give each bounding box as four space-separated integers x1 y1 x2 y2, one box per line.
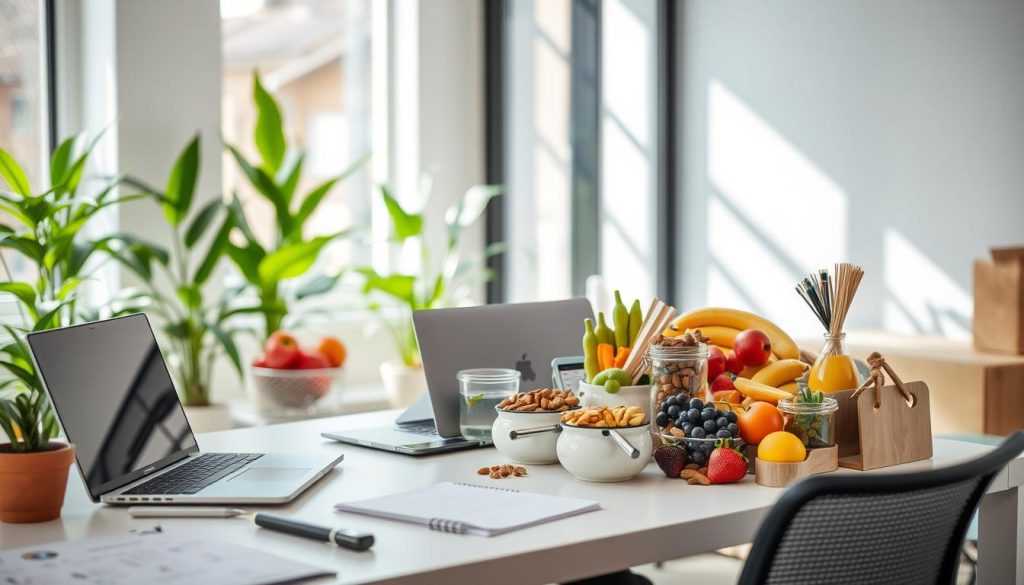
755 445 838 488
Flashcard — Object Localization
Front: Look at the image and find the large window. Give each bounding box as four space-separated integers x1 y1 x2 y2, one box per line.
0 0 47 285
221 0 375 279
497 0 669 309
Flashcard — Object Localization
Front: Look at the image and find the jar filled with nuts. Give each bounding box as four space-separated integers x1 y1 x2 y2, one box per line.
647 332 710 441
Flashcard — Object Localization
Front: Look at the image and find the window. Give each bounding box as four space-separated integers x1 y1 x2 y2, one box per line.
496 0 669 308
0 0 47 286
221 0 375 278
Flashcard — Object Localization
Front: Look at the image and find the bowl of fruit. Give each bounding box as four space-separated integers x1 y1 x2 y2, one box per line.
249 332 347 413
654 397 743 468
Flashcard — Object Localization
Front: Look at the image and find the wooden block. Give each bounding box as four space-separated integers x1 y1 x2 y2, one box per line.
755 445 838 488
973 258 1024 355
837 381 933 471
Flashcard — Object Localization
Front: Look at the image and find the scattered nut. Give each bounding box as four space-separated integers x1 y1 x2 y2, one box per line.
479 464 528 480
477 467 490 475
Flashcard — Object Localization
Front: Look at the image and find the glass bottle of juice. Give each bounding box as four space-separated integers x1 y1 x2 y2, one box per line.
807 333 860 393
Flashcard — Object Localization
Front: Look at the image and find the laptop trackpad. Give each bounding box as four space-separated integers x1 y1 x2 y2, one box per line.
230 467 308 482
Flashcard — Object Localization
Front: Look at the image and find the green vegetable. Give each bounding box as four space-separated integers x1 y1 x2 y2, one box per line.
628 299 642 346
593 367 632 388
582 318 599 383
603 379 621 394
595 312 614 346
612 291 629 349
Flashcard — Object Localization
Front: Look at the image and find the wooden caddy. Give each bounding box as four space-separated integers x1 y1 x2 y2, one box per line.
755 445 838 488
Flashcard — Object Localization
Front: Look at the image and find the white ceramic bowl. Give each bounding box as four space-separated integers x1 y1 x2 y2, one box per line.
579 382 651 423
556 423 653 482
491 408 567 464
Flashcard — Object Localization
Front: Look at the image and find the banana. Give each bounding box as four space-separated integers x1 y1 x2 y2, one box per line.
671 307 800 360
751 359 809 387
687 326 742 348
778 381 798 394
733 377 792 405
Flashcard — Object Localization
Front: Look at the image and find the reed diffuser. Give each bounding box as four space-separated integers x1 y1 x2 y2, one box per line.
795 263 864 393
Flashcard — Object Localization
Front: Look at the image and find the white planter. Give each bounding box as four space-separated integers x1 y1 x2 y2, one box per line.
579 382 651 423
183 403 233 433
556 423 653 482
380 360 428 408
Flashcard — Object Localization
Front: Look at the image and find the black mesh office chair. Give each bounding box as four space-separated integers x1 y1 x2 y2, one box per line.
738 431 1024 585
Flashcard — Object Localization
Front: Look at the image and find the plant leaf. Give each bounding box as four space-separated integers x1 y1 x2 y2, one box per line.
277 152 304 204
225 144 293 236
295 273 342 300
0 283 37 312
357 267 417 306
209 323 243 379
193 214 233 285
226 242 265 286
164 135 200 225
291 153 369 238
380 185 422 242
257 236 334 284
252 72 286 175
49 135 79 190
184 198 222 248
0 147 31 197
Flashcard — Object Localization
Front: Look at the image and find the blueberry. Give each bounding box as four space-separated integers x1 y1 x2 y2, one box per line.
655 412 669 427
687 408 702 423
666 395 678 407
682 422 694 435
703 419 718 433
701 407 717 422
689 398 704 411
727 423 739 435
667 405 681 418
690 426 706 439
676 416 688 429
716 416 729 428
725 410 738 424
690 450 707 465
716 429 732 439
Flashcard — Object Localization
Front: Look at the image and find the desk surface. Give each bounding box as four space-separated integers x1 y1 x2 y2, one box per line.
2 410 1022 585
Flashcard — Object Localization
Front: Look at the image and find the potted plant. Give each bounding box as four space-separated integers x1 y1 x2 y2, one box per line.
222 72 366 411
106 136 247 431
356 183 503 407
0 136 122 522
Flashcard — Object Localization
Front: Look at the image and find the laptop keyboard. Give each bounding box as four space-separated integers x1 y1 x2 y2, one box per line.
397 420 440 437
123 453 263 495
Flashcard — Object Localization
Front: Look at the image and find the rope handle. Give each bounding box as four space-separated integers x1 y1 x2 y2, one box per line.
849 352 915 409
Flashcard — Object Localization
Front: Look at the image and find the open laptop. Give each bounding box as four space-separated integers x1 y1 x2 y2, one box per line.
26 314 343 505
321 298 593 455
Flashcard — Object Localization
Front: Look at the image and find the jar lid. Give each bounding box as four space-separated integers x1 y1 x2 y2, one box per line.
456 368 521 383
647 343 708 359
777 396 839 414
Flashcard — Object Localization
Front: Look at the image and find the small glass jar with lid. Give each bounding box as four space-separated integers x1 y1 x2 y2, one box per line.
777 394 839 448
647 343 709 438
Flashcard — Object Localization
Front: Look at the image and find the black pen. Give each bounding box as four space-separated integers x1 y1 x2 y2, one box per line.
254 513 375 551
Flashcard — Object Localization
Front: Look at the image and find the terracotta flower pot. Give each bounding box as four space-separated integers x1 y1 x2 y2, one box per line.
0 442 75 523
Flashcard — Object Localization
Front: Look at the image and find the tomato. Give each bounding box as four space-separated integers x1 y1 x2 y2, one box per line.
738 401 784 445
296 351 332 370
264 331 300 369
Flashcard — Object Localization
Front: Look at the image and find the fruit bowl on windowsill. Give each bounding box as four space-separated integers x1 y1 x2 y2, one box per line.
248 365 344 414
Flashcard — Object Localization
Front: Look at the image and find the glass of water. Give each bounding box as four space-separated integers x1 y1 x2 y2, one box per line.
457 368 521 440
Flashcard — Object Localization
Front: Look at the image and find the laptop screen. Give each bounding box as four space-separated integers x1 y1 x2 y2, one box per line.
27 314 198 500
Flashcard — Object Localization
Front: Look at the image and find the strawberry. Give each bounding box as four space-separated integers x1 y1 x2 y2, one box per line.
707 440 748 484
654 445 688 478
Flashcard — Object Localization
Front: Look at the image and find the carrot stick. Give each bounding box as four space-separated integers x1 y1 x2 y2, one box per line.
597 343 615 371
613 346 630 369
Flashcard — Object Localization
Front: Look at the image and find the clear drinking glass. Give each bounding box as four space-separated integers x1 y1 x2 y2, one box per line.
457 368 521 440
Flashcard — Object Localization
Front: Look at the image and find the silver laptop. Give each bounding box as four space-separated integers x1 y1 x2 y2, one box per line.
27 314 343 505
321 299 593 455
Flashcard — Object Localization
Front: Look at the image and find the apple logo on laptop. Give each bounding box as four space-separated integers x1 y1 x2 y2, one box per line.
515 353 535 381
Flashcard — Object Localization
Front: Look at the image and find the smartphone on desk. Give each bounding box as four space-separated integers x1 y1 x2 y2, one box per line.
551 356 586 394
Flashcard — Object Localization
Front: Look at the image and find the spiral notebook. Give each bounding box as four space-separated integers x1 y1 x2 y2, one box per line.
334 482 600 536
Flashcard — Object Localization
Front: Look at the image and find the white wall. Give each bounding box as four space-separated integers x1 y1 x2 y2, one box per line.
675 0 1024 340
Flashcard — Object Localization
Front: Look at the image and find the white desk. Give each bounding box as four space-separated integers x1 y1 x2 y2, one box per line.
2 410 1021 585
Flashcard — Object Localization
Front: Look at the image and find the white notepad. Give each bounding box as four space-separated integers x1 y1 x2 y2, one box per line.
335 482 600 536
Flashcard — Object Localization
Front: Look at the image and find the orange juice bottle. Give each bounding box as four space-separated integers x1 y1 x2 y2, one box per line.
808 333 860 393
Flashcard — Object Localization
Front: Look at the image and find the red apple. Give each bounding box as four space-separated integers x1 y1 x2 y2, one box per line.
252 357 269 368
734 329 773 366
264 331 301 369
296 351 332 370
725 350 743 375
707 346 726 381
711 373 736 392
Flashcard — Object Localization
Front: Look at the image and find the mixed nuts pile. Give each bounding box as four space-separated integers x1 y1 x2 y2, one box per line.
498 389 579 412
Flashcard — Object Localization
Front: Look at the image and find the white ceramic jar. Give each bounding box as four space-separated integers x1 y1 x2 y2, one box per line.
579 382 652 423
556 423 653 482
491 408 566 464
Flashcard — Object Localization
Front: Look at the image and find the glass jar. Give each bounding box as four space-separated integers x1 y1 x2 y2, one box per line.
807 333 861 393
457 368 520 440
648 343 709 438
778 395 839 448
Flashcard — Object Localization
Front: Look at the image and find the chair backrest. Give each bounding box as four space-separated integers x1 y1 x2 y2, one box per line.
738 432 1024 585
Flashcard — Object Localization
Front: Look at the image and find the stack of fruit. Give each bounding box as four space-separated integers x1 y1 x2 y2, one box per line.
581 291 644 394
250 331 347 411
655 440 748 485
655 397 741 467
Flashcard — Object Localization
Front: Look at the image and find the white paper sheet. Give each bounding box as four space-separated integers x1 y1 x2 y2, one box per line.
0 527 333 585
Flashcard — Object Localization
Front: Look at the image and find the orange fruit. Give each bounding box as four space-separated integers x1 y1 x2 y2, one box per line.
317 336 347 368
757 431 807 462
737 401 784 445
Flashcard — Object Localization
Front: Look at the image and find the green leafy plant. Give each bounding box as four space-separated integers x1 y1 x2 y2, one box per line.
223 72 367 340
356 182 504 367
107 136 248 406
0 135 125 450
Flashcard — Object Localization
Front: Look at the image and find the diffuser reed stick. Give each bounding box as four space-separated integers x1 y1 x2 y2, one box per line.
795 262 864 352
